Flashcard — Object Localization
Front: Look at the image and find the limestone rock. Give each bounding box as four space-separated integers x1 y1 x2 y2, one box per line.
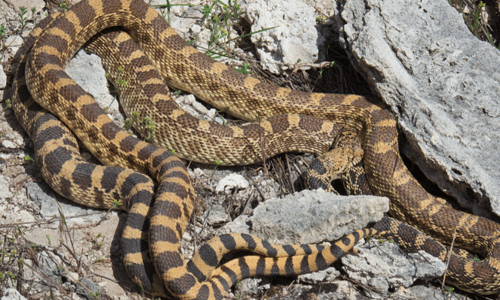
342 240 446 295
222 189 389 244
333 0 500 217
244 0 320 74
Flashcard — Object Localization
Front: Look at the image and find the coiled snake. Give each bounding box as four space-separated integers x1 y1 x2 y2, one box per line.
9 0 500 297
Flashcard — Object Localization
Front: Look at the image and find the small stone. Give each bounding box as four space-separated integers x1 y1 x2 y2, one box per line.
192 101 208 115
215 174 249 193
1 140 16 149
0 175 13 200
0 65 6 89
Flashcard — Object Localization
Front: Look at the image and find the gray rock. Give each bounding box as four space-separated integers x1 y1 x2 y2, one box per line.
0 289 27 300
333 0 500 217
297 267 340 284
0 175 13 200
25 182 107 226
75 278 103 300
341 240 446 295
66 50 121 124
222 189 389 244
0 64 6 89
206 204 230 225
394 285 472 300
245 0 321 74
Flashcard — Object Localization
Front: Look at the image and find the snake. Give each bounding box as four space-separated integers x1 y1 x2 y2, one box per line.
10 0 376 299
8 0 500 296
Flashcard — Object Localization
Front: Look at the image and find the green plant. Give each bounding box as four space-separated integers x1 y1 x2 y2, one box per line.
3 99 11 112
466 1 485 36
0 24 6 40
60 2 67 10
18 7 28 33
104 66 127 111
124 111 155 141
233 61 251 74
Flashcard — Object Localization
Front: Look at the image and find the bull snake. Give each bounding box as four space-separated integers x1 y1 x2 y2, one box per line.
9 0 500 297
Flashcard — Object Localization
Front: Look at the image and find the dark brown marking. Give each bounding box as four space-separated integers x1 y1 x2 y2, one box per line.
241 234 257 250
121 172 151 197
72 162 96 190
100 167 121 193
101 122 121 141
188 52 215 71
152 197 183 219
261 240 277 257
298 115 323 133
197 244 218 267
162 33 187 52
37 35 67 57
137 143 156 160
193 285 210 300
300 256 311 274
315 253 328 270
128 0 149 19
285 257 295 275
72 0 98 25
44 147 73 176
81 103 104 123
268 114 290 134
167 273 196 295
238 258 250 279
187 260 206 282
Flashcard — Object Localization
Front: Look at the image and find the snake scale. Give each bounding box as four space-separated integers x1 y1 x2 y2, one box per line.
8 0 500 296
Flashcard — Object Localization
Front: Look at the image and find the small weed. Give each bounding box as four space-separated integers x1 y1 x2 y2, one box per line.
60 2 67 10
3 99 12 112
466 1 485 36
233 61 251 74
0 24 6 40
24 155 35 163
18 7 29 33
124 111 155 141
31 7 38 23
104 66 127 111
444 285 454 293
215 111 227 125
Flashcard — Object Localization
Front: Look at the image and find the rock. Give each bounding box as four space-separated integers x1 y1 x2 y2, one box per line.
333 0 500 217
9 0 44 17
206 204 230 225
245 0 321 74
222 189 389 244
215 174 249 193
0 175 13 200
5 35 23 54
65 50 121 123
297 267 340 284
341 240 446 295
1 140 16 149
0 288 27 300
394 285 472 300
0 65 6 89
76 278 103 300
25 182 108 226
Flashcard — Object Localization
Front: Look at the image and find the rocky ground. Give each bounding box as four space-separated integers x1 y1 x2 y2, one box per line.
0 0 498 299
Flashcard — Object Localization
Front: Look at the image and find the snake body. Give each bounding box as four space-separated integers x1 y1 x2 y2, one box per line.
12 0 375 299
10 0 500 296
